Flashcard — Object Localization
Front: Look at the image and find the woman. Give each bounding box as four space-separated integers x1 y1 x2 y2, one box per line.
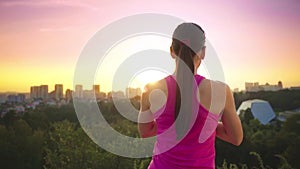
138 23 243 169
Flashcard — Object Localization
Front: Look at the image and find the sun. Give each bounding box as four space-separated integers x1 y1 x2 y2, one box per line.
129 69 168 89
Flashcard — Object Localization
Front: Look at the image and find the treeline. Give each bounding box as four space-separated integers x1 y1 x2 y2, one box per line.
216 109 300 168
0 89 299 169
0 102 153 169
234 89 300 112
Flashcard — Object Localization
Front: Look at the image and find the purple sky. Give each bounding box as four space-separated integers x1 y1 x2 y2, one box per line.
1 0 300 92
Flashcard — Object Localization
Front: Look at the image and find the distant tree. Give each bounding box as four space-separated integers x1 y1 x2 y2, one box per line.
0 120 44 169
40 104 78 124
43 120 129 169
284 136 300 169
282 114 300 135
23 110 49 130
239 108 254 125
0 110 19 127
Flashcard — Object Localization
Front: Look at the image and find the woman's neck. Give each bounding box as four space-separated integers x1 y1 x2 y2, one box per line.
173 69 198 75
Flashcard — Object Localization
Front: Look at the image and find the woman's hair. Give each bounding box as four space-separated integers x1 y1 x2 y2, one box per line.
171 23 205 140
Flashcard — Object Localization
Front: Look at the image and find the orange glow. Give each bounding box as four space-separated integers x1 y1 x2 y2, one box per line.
0 0 300 93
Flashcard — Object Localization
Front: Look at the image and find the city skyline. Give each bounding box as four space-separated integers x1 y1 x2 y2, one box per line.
26 84 141 94
0 83 143 104
1 0 300 92
0 79 297 95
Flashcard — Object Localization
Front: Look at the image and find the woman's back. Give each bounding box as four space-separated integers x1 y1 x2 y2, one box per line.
147 74 222 169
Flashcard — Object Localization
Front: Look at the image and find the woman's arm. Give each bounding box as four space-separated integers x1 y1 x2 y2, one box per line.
138 86 157 138
216 85 243 146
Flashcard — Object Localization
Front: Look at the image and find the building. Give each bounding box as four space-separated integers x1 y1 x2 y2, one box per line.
55 84 63 100
7 95 17 103
93 85 101 99
237 99 276 125
17 94 25 103
0 94 7 103
40 85 48 100
278 81 283 88
74 85 83 98
290 86 300 90
7 94 25 103
233 88 239 93
93 85 100 93
277 108 300 122
65 89 73 102
108 91 125 100
245 81 283 92
30 85 48 100
30 86 40 99
83 90 94 99
126 87 141 99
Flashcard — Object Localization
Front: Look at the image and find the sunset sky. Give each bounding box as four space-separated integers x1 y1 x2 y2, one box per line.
1 0 300 93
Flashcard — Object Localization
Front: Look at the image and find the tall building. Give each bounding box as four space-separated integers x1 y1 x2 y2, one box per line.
40 85 48 100
74 85 83 98
93 85 100 99
55 84 63 100
30 85 48 100
30 86 40 99
93 85 100 93
278 81 283 89
65 89 73 102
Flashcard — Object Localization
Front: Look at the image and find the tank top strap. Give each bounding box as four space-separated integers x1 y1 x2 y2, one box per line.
165 75 176 105
195 74 206 86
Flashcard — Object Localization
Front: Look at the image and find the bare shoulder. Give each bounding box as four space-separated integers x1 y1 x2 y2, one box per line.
142 77 168 112
198 78 229 114
199 79 228 93
144 78 167 94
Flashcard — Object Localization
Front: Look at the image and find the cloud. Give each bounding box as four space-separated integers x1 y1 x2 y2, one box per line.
0 0 99 11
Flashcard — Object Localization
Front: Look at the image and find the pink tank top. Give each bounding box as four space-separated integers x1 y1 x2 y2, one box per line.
148 75 221 169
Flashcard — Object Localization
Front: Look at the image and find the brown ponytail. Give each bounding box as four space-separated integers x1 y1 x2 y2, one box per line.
172 23 205 140
173 41 195 140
